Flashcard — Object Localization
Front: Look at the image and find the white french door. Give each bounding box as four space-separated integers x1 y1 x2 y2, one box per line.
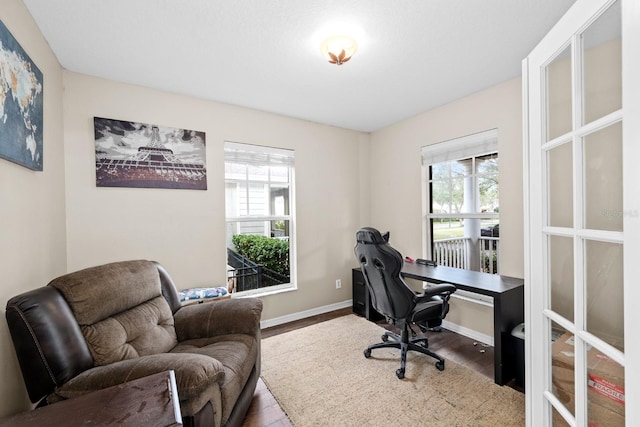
524 0 640 426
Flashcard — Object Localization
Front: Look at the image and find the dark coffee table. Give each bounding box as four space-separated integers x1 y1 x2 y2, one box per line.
0 370 182 426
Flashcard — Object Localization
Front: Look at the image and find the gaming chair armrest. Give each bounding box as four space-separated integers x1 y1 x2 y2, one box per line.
417 283 456 300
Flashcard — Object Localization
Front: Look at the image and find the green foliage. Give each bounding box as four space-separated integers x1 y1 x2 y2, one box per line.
483 252 498 274
430 155 499 214
232 234 290 276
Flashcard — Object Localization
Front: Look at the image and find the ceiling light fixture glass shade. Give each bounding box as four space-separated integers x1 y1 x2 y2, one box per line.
320 35 358 65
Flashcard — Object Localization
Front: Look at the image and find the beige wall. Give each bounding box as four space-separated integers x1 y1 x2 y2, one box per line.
368 78 524 337
0 1 531 416
62 72 369 322
0 0 66 416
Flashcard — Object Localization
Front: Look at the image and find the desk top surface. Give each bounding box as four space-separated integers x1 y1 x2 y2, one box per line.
401 263 524 297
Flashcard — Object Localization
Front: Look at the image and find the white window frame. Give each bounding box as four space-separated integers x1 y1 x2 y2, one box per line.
421 129 499 266
224 141 297 296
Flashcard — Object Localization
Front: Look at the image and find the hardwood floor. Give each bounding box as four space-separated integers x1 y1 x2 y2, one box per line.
241 307 521 427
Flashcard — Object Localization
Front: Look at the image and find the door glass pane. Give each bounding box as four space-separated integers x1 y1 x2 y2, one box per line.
585 240 624 350
584 122 623 231
547 45 573 141
551 323 575 417
583 0 622 124
586 346 625 426
548 142 573 228
552 407 571 426
549 236 574 321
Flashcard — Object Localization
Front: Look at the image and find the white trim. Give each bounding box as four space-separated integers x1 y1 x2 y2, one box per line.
441 320 494 347
421 129 498 164
224 140 294 167
623 0 640 424
575 228 624 243
226 215 291 222
260 300 352 329
522 55 534 427
234 283 296 298
540 109 622 152
545 390 576 427
259 299 494 346
427 213 499 220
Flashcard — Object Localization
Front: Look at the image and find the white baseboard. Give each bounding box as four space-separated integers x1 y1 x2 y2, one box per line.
260 300 494 347
260 300 353 329
442 320 494 346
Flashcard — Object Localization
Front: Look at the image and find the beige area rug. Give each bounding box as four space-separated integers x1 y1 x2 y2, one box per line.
261 314 524 427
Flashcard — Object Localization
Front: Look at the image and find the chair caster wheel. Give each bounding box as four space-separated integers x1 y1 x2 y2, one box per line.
364 349 371 358
396 369 405 379
436 361 445 371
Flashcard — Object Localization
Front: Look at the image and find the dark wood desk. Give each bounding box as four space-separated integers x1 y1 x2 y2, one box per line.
401 263 524 386
0 370 182 426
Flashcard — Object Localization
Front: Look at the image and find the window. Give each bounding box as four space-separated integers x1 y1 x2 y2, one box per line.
224 142 295 295
422 130 499 274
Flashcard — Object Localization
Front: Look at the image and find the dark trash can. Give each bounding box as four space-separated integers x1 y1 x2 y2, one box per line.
511 323 525 387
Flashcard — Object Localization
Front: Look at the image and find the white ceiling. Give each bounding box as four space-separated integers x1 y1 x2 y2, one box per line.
23 0 576 132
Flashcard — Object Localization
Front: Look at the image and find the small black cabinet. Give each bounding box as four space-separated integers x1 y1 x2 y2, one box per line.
352 268 384 322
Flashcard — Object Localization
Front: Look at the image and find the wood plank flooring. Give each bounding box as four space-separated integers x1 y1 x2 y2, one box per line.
241 307 521 427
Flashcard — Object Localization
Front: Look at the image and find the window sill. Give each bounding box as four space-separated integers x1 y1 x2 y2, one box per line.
232 284 297 298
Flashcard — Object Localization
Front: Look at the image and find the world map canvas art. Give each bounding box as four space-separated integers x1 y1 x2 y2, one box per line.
94 117 207 190
0 19 44 171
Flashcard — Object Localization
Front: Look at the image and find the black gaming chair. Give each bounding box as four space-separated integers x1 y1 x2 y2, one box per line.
354 227 457 379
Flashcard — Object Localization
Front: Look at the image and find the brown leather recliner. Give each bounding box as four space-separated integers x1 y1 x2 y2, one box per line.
5 260 262 427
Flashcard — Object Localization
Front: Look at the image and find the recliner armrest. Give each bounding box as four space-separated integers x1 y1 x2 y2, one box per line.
174 297 263 341
6 286 94 403
50 352 225 404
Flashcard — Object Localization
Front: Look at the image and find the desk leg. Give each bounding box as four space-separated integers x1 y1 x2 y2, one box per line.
493 286 525 386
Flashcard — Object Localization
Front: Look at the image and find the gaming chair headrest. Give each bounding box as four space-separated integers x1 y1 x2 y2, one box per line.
356 227 389 245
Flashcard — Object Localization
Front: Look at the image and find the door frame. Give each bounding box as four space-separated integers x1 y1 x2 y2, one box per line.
621 1 640 426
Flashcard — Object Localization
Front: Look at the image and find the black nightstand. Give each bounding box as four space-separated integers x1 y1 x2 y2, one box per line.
352 268 384 322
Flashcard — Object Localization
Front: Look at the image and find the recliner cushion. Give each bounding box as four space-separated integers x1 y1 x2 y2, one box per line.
49 260 178 365
82 295 177 365
49 260 162 324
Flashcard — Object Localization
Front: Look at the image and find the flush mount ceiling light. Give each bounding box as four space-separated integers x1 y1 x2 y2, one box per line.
320 35 358 65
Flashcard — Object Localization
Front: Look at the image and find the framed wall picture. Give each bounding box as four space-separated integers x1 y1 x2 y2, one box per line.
94 117 207 190
0 19 44 171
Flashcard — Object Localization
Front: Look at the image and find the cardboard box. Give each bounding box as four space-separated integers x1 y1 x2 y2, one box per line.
551 332 625 422
551 387 624 427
